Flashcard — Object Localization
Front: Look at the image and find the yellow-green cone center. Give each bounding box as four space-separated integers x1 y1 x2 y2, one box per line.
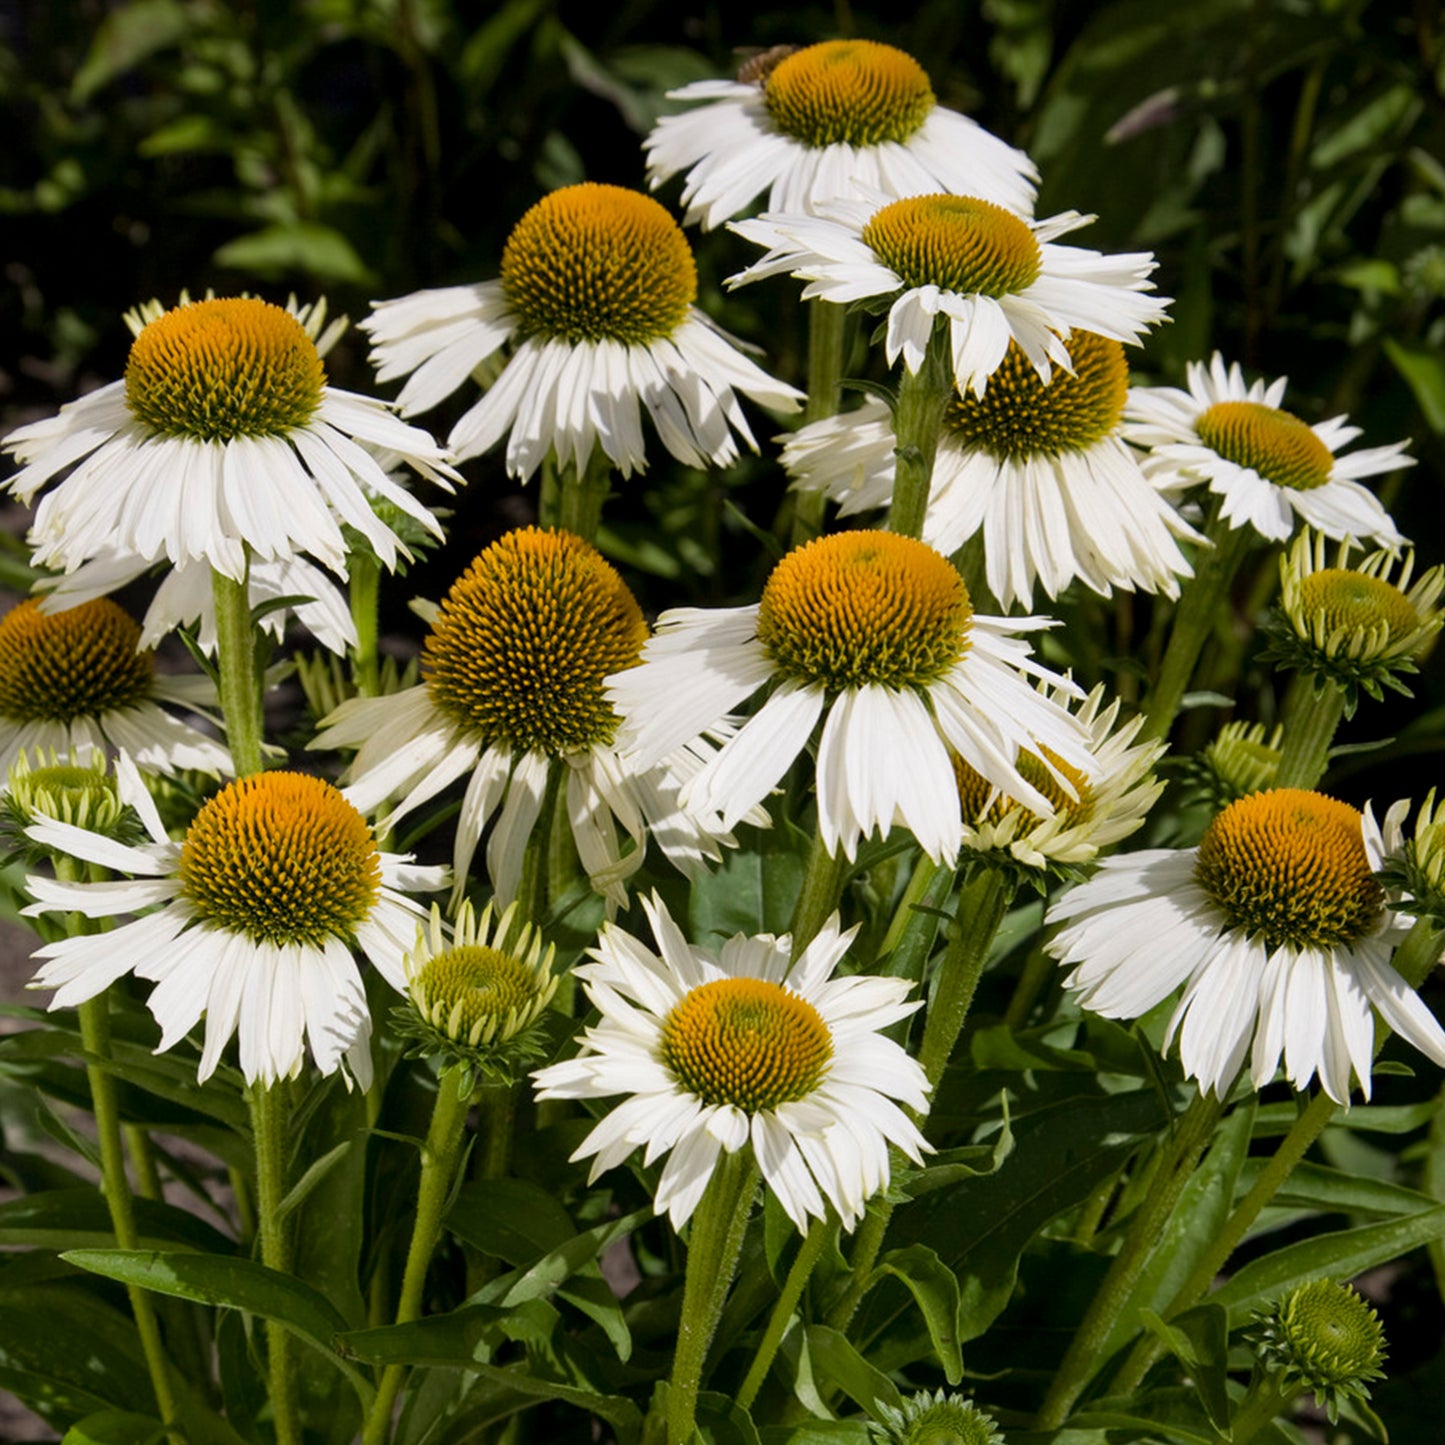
862 195 1042 298
125 297 325 442
1275 1280 1386 1388
763 39 935 147
179 773 382 948
1300 569 1418 639
758 531 972 692
500 183 697 344
900 1400 999 1445
1194 400 1334 492
0 599 154 724
660 976 832 1112
413 945 541 1041
422 527 648 754
944 332 1128 459
954 746 1093 828
1194 788 1383 950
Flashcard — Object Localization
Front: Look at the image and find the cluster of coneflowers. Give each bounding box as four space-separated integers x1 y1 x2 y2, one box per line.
0 36 1437 1445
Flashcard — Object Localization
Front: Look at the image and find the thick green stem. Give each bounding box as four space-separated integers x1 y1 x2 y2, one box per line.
790 300 848 546
736 1217 832 1410
350 551 383 698
212 565 265 777
1109 1088 1337 1399
1394 915 1445 990
918 868 1013 1089
888 323 952 541
1273 672 1347 790
1035 1090 1223 1429
558 449 613 543
788 829 849 958
666 1152 758 1445
1230 1373 1297 1445
1141 512 1255 742
250 1083 300 1445
363 1069 474 1445
78 996 178 1425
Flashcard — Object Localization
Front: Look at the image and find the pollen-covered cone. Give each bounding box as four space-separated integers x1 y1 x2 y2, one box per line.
24 762 446 1086
645 39 1037 228
608 530 1095 864
1048 788 1445 1103
532 894 930 1230
730 194 1167 400
363 183 801 480
0 595 231 778
1124 353 1409 548
311 527 747 912
781 333 1200 608
2 295 458 581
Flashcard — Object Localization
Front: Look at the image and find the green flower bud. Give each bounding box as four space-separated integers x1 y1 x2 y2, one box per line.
867 1390 1004 1445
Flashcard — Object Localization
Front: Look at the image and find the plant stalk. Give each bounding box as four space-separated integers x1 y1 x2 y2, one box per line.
790 299 848 545
250 1082 301 1445
212 563 265 778
888 322 953 541
1273 671 1347 790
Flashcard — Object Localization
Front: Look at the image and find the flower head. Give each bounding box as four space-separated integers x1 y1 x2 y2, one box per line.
782 333 1200 607
1 747 143 860
1124 353 1410 548
312 528 746 911
645 39 1037 229
1049 787 1445 1102
532 895 930 1230
2 295 458 581
730 194 1167 399
1250 1279 1386 1423
1179 719 1283 812
609 529 1094 864
0 596 230 779
867 1390 1005 1445
1372 790 1445 931
1266 530 1443 707
25 762 446 1085
395 900 557 1090
364 183 800 480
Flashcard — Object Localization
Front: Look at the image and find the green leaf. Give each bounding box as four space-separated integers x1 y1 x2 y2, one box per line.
1138 1305 1231 1431
0 1190 234 1253
61 1249 373 1406
277 1140 352 1223
71 0 194 103
871 1245 964 1384
804 1326 902 1416
1384 337 1445 433
697 1391 763 1445
1208 1205 1445 1324
213 224 375 286
447 1179 576 1261
1241 1158 1441 1219
759 1426 873 1445
62 1412 167 1445
1073 1385 1234 1445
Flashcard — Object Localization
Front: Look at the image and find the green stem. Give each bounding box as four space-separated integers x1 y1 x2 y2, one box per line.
736 1217 833 1411
918 868 1013 1089
1273 672 1347 790
363 1069 475 1445
558 449 613 543
1141 511 1255 742
514 762 562 928
1394 915 1445 990
790 300 848 546
78 995 178 1425
250 1082 300 1445
1003 945 1054 1031
1230 1373 1297 1445
350 551 383 698
888 322 952 541
666 1152 758 1445
788 829 849 958
1035 1090 1223 1429
212 564 265 777
1109 1088 1337 1399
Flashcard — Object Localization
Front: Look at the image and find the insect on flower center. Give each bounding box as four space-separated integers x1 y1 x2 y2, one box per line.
763 39 935 148
1194 400 1334 492
660 976 832 1113
0 600 154 724
758 531 972 692
423 528 648 754
954 746 1092 829
1300 569 1418 640
1194 788 1384 950
179 773 382 948
413 945 542 1039
125 297 325 442
501 183 697 345
862 195 1042 299
944 333 1128 459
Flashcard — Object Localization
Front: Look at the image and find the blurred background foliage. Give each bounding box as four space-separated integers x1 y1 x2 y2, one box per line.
1 0 1443 741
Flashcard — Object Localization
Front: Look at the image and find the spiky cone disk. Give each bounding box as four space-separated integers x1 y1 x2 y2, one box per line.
866 1390 1005 1445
